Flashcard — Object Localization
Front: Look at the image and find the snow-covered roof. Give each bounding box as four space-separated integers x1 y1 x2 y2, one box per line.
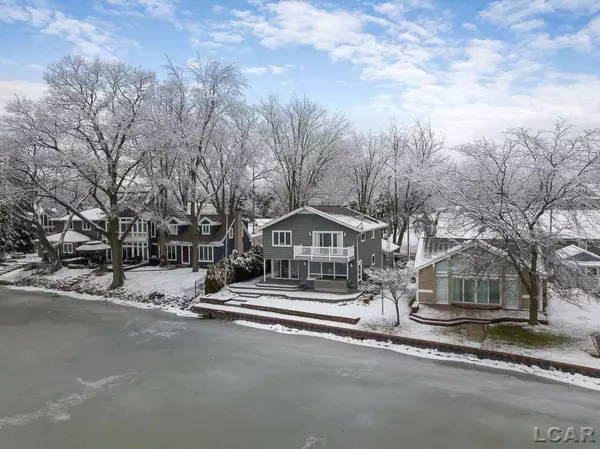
54 208 106 222
46 231 91 243
257 206 387 233
413 237 508 270
381 239 400 253
556 244 600 266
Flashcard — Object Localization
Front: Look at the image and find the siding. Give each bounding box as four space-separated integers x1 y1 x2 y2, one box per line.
418 265 436 303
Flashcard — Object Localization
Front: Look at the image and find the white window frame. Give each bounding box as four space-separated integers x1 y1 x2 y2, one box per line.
308 261 348 279
150 222 156 238
228 227 234 239
166 245 178 261
168 224 178 236
312 231 343 248
198 245 214 262
360 233 366 242
62 243 73 254
82 221 91 231
371 254 376 265
271 259 300 279
371 230 375 239
272 230 292 247
201 224 211 235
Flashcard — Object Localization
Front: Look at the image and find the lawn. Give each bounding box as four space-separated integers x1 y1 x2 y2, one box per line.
486 324 573 348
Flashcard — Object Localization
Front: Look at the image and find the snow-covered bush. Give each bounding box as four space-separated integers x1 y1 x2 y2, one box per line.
204 246 265 294
360 267 413 326
591 332 600 357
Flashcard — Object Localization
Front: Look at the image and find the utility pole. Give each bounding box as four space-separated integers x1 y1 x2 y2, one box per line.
252 165 256 234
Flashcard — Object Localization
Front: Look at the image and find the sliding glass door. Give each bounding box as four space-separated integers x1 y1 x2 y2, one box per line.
272 259 299 279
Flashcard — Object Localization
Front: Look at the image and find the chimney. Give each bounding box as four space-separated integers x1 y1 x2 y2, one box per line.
234 208 244 254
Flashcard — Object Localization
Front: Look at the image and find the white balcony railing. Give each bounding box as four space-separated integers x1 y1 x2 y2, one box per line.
293 245 355 261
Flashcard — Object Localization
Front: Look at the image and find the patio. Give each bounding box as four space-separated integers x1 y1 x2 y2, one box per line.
410 303 548 326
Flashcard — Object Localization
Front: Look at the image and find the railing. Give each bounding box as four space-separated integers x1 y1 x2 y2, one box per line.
293 245 355 261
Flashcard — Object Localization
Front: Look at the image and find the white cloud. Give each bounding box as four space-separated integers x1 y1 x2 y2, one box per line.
462 22 478 31
532 16 600 51
0 80 47 110
211 31 244 43
213 5 225 14
0 1 137 58
242 64 293 75
511 18 545 31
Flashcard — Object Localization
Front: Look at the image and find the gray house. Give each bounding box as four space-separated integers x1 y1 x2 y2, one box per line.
258 206 387 291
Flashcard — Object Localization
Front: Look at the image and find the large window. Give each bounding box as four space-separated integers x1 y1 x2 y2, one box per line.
312 231 342 248
272 230 292 247
62 243 73 254
309 261 348 279
451 277 500 304
198 246 213 262
166 245 178 261
272 259 299 279
123 242 148 260
119 218 148 238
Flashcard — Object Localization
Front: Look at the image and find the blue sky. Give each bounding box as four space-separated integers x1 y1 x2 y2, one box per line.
1 0 599 144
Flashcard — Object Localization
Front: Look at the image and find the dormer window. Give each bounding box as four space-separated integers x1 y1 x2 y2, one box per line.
168 224 178 235
82 221 91 231
201 224 211 235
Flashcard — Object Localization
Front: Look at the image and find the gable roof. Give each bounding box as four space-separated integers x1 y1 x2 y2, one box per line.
257 206 387 233
53 208 106 222
557 244 600 266
414 237 509 270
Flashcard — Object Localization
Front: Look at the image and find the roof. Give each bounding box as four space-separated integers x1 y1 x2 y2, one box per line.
257 206 387 233
556 244 600 266
46 231 91 243
381 239 400 253
54 208 106 222
414 237 509 270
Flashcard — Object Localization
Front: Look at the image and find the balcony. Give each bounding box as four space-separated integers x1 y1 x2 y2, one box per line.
293 245 355 262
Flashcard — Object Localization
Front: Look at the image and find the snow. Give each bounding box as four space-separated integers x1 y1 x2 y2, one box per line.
327 213 386 232
381 239 399 253
54 208 105 222
47 268 91 280
0 268 31 283
234 321 600 392
46 231 90 243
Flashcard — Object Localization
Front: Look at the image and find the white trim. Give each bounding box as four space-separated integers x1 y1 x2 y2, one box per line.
522 294 530 298
62 242 73 254
371 253 375 265
371 230 375 239
308 261 348 279
198 245 214 262
256 206 387 233
272 230 292 247
181 245 190 264
198 216 221 225
271 259 300 279
166 245 178 261
228 227 234 239
360 233 366 242
82 221 91 231
413 239 509 271
418 289 433 293
312 231 343 248
201 224 211 235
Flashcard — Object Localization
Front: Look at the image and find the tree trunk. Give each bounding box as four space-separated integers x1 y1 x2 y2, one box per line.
394 301 400 326
159 228 167 267
528 273 540 325
396 220 407 250
35 224 61 273
108 218 125 289
191 201 199 273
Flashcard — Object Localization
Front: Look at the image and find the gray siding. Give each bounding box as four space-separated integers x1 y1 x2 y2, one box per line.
263 213 361 260
357 228 383 270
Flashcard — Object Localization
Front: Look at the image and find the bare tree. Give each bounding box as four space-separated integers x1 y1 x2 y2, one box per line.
166 57 247 273
345 132 389 214
443 120 600 325
259 95 351 212
1 55 155 288
383 120 446 249
360 267 413 326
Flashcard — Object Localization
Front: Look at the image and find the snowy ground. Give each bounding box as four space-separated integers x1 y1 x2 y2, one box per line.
12 266 206 316
211 291 600 369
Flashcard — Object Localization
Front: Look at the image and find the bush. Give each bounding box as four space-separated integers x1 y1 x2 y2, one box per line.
204 246 265 295
591 332 600 357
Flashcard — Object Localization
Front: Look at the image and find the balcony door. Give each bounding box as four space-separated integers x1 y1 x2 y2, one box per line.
313 232 343 256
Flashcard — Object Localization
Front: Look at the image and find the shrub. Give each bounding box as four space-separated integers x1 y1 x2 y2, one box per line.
204 246 265 295
591 332 600 357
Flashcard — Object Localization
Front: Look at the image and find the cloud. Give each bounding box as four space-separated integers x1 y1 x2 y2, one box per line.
211 31 244 43
462 22 478 31
511 18 545 32
0 80 47 110
242 64 293 75
0 1 137 58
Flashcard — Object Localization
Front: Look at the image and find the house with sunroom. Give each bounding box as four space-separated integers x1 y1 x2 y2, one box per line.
257 205 387 292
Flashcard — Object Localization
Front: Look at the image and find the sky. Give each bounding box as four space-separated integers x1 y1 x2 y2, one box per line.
0 0 599 145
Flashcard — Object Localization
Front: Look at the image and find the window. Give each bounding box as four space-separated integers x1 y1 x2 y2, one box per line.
587 267 598 277
309 261 348 279
371 254 376 265
168 224 178 235
452 277 501 304
150 222 156 238
198 246 213 262
360 233 366 242
201 224 211 235
271 259 299 279
228 227 233 239
372 230 375 239
166 245 178 261
62 243 73 254
272 230 292 247
82 221 91 231
313 231 343 248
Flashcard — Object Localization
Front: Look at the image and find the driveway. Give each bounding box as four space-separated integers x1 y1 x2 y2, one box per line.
0 287 598 449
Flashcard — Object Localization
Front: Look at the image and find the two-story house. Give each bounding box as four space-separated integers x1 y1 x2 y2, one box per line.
258 206 387 291
160 206 252 267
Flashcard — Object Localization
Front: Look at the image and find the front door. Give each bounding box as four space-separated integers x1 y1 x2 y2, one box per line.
182 246 189 265
357 259 363 283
